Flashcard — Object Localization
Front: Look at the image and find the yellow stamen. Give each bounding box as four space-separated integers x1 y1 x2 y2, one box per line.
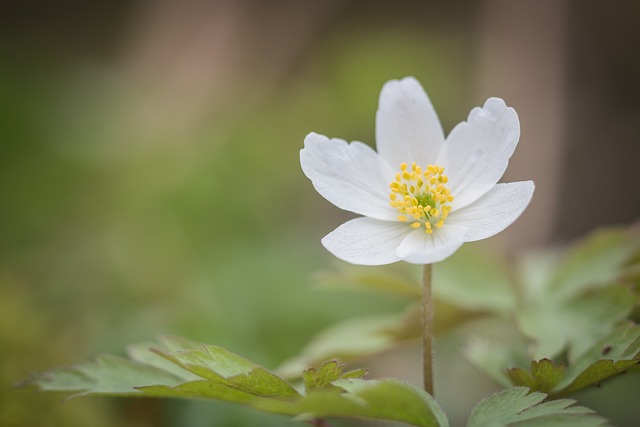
389 162 454 233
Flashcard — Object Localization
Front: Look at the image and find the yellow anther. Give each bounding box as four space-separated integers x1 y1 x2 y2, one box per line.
389 162 453 233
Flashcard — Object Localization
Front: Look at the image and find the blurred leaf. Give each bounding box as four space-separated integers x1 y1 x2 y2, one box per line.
464 230 640 397
434 244 516 312
502 323 640 397
314 262 421 298
465 339 516 388
553 322 640 397
515 229 640 361
24 355 186 397
517 285 639 360
289 379 449 427
25 338 449 427
466 387 607 427
549 229 639 300
277 308 419 379
463 318 532 388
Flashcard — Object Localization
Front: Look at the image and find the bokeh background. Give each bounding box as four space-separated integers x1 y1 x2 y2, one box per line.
2 0 639 426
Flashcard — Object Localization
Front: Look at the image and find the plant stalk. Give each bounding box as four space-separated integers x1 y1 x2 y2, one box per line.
422 263 434 395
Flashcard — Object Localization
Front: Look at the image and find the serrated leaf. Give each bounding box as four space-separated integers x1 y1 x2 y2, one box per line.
25 339 449 427
513 229 640 362
137 378 450 427
340 368 368 379
507 359 564 393
303 361 366 392
26 355 186 397
466 387 607 427
303 361 343 391
153 344 299 399
127 341 201 382
291 379 449 427
551 322 640 397
501 323 640 397
517 285 638 361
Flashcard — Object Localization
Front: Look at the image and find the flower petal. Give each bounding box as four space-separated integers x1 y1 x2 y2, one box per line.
300 132 396 220
396 225 468 264
446 181 534 242
437 97 520 209
321 217 410 265
376 77 445 169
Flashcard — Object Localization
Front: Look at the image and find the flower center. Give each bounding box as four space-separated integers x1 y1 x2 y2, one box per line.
389 162 454 234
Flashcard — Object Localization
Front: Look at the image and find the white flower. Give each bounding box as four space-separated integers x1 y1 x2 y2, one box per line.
300 76 534 265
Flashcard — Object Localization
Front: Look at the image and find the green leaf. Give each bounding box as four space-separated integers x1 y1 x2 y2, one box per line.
499 323 640 397
153 343 300 399
434 244 516 312
507 359 564 393
514 229 640 361
552 322 640 396
313 262 422 298
277 309 418 379
302 360 367 392
25 338 450 427
463 318 531 388
291 379 449 427
549 229 639 300
517 285 638 360
466 387 607 427
25 354 186 397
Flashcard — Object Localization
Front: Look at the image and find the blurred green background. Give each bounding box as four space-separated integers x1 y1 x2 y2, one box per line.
1 1 639 426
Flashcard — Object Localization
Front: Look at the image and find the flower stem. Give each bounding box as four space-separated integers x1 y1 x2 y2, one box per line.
422 263 434 395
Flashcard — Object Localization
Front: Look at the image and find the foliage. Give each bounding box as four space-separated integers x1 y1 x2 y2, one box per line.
466 388 607 427
287 228 640 397
24 337 448 427
25 337 611 426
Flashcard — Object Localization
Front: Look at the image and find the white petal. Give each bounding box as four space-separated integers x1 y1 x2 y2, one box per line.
300 132 396 221
321 217 410 265
437 98 520 209
446 181 534 242
396 225 468 264
376 77 445 169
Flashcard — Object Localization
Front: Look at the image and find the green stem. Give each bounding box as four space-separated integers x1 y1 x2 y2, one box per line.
422 263 434 395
